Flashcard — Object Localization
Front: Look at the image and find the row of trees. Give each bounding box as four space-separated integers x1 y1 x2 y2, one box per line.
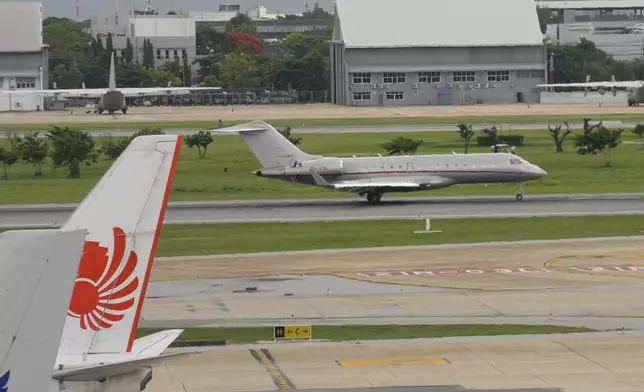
43 5 333 91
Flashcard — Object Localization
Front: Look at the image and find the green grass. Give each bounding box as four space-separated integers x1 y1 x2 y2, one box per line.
135 324 595 344
3 113 644 131
0 129 643 204
4 216 641 256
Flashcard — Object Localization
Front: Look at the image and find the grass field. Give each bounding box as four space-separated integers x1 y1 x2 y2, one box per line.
135 324 594 344
0 128 642 204
2 113 644 131
3 216 640 256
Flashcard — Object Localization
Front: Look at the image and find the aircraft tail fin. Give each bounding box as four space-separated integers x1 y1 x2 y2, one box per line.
210 121 321 167
108 51 116 90
0 229 87 392
58 134 182 358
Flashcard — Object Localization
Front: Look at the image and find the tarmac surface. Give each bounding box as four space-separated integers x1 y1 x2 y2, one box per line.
146 332 644 392
141 235 644 392
0 103 642 126
1 193 642 227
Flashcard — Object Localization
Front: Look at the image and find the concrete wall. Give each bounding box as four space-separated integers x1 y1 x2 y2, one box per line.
0 50 48 111
335 46 546 106
540 91 629 106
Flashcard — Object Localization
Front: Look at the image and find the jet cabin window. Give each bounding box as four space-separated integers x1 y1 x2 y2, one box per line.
510 158 523 165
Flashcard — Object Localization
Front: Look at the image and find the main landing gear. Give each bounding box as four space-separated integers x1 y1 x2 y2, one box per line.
365 192 382 204
516 183 524 201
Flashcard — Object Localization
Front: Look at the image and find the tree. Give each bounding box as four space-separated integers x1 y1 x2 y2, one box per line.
547 122 573 152
575 121 623 167
16 131 49 176
218 53 259 89
383 137 423 156
101 128 166 160
225 13 256 34
184 131 214 158
105 32 114 57
633 124 644 149
225 31 264 55
456 124 475 153
46 126 98 178
278 126 301 145
125 38 134 63
0 148 19 180
142 39 155 68
5 131 21 151
182 52 191 87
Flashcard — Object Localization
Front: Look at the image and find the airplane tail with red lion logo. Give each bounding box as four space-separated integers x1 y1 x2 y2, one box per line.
56 134 183 367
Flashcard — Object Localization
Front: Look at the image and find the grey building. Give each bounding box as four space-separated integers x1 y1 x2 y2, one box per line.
0 1 49 111
330 0 547 106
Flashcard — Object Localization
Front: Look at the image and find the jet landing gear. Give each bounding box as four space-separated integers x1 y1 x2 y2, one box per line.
365 192 382 204
516 183 524 201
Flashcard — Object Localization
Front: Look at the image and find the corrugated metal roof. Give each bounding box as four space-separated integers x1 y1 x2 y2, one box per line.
335 0 544 48
536 0 644 9
0 2 43 52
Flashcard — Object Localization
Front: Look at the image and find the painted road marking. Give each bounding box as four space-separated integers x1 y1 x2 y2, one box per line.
249 348 295 390
336 357 448 367
357 265 644 278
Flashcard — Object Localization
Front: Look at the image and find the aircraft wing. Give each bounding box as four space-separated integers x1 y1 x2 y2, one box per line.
0 87 222 98
309 169 456 193
537 81 644 88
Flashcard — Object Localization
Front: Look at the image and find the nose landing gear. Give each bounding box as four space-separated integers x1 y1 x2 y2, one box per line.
516 183 524 201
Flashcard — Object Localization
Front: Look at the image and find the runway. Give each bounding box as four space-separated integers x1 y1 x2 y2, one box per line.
1 193 642 227
0 120 633 137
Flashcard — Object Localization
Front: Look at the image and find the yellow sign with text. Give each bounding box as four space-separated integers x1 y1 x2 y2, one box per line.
273 325 312 340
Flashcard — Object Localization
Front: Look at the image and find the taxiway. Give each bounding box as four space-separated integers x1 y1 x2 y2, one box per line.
1 193 642 227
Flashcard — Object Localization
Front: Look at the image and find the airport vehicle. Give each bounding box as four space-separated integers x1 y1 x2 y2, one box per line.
211 121 548 204
0 229 86 392
1 52 221 114
50 134 192 391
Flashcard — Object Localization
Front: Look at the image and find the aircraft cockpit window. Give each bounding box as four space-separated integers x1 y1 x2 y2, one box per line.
510 158 522 165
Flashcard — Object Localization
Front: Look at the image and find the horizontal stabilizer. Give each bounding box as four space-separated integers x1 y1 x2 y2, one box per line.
209 121 271 134
51 351 200 382
131 329 184 356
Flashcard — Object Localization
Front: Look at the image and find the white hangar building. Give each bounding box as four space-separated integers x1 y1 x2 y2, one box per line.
0 1 48 111
329 0 548 106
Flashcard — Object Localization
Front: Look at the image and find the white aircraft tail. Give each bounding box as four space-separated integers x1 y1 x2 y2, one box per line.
57 134 183 358
0 229 86 392
210 120 321 167
108 51 116 91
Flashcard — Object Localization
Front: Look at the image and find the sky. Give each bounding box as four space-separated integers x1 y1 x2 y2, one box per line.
33 0 335 19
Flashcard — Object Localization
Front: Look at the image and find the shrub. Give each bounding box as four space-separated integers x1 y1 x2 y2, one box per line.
476 135 525 147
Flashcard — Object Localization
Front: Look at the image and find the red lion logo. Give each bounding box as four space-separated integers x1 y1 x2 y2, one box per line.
67 227 139 331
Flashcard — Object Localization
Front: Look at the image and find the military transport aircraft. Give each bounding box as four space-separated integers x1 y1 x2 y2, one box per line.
1 52 221 114
210 121 548 204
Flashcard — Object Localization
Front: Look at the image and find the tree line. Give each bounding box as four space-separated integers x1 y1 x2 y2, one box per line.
43 6 333 92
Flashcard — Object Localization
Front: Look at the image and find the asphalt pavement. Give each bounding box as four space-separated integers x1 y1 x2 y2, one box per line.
1 193 642 227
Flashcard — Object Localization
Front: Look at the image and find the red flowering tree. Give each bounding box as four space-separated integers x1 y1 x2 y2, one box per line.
225 31 264 55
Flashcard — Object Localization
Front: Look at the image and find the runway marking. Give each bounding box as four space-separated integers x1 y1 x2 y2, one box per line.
359 264 644 278
249 348 295 390
357 267 551 277
336 357 448 367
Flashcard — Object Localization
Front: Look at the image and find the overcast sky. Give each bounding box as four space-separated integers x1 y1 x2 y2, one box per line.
35 0 335 19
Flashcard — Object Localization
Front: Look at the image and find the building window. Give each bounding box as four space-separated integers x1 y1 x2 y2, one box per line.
165 50 169 59
16 77 35 89
384 72 406 84
182 49 187 58
452 71 475 82
352 72 371 84
385 91 404 100
418 71 440 83
487 70 510 82
173 49 179 59
530 70 545 78
517 70 530 78
156 49 161 59
353 92 371 101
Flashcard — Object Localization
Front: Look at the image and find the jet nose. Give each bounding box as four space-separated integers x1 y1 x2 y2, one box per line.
531 164 547 177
